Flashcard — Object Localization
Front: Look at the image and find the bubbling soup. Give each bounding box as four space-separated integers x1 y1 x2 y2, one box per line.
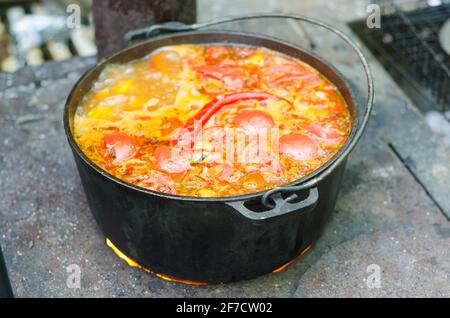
73 44 352 197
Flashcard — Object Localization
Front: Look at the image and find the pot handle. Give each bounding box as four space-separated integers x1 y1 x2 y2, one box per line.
226 186 319 222
124 21 195 46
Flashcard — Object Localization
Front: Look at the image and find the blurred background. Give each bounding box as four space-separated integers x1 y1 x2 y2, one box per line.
0 0 370 72
0 0 448 141
0 0 94 72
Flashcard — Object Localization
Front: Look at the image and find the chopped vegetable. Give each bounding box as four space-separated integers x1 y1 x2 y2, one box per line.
194 65 245 90
182 91 286 134
102 132 140 163
154 145 190 174
304 124 344 143
279 134 320 160
74 44 351 197
233 109 275 133
205 46 230 64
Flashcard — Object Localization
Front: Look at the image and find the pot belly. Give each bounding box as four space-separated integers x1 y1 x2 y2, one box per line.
73 150 347 283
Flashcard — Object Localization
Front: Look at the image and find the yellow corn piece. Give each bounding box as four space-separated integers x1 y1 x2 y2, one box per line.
198 189 216 197
246 53 265 66
92 89 110 100
113 79 134 94
87 106 119 121
122 96 145 110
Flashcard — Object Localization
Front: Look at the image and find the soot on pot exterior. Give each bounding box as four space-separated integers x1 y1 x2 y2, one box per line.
64 30 372 284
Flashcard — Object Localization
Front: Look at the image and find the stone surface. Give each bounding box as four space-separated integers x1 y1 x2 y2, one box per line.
92 0 196 58
0 3 449 298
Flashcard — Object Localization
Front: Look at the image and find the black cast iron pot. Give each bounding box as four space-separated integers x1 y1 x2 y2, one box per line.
64 14 373 284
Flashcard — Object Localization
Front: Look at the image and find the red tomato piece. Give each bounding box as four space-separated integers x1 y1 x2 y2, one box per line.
233 109 275 133
279 133 320 160
139 170 177 195
103 132 140 163
217 163 233 182
154 145 190 174
264 64 308 82
246 71 261 89
205 46 229 64
241 147 284 177
263 63 322 88
257 150 284 176
234 47 256 57
194 65 245 90
304 125 344 143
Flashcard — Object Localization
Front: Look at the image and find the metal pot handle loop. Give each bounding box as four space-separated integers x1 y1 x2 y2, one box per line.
124 21 195 45
261 177 319 209
226 186 319 222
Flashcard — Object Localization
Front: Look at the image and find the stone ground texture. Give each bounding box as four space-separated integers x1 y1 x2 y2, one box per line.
0 3 449 297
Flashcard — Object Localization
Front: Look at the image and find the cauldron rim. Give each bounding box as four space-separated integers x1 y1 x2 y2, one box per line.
63 30 372 203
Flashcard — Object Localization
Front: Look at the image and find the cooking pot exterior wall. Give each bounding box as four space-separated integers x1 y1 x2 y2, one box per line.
65 30 360 283
73 150 347 283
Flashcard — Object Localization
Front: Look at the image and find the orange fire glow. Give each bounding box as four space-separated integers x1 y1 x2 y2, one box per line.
272 244 313 273
106 238 313 285
106 238 140 268
105 238 207 286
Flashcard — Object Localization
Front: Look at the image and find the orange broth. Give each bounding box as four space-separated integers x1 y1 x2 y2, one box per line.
73 44 352 197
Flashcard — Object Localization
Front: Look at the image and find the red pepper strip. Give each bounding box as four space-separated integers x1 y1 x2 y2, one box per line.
184 91 287 133
171 92 289 147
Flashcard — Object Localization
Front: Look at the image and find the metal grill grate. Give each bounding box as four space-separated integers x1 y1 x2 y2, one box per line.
357 0 450 113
